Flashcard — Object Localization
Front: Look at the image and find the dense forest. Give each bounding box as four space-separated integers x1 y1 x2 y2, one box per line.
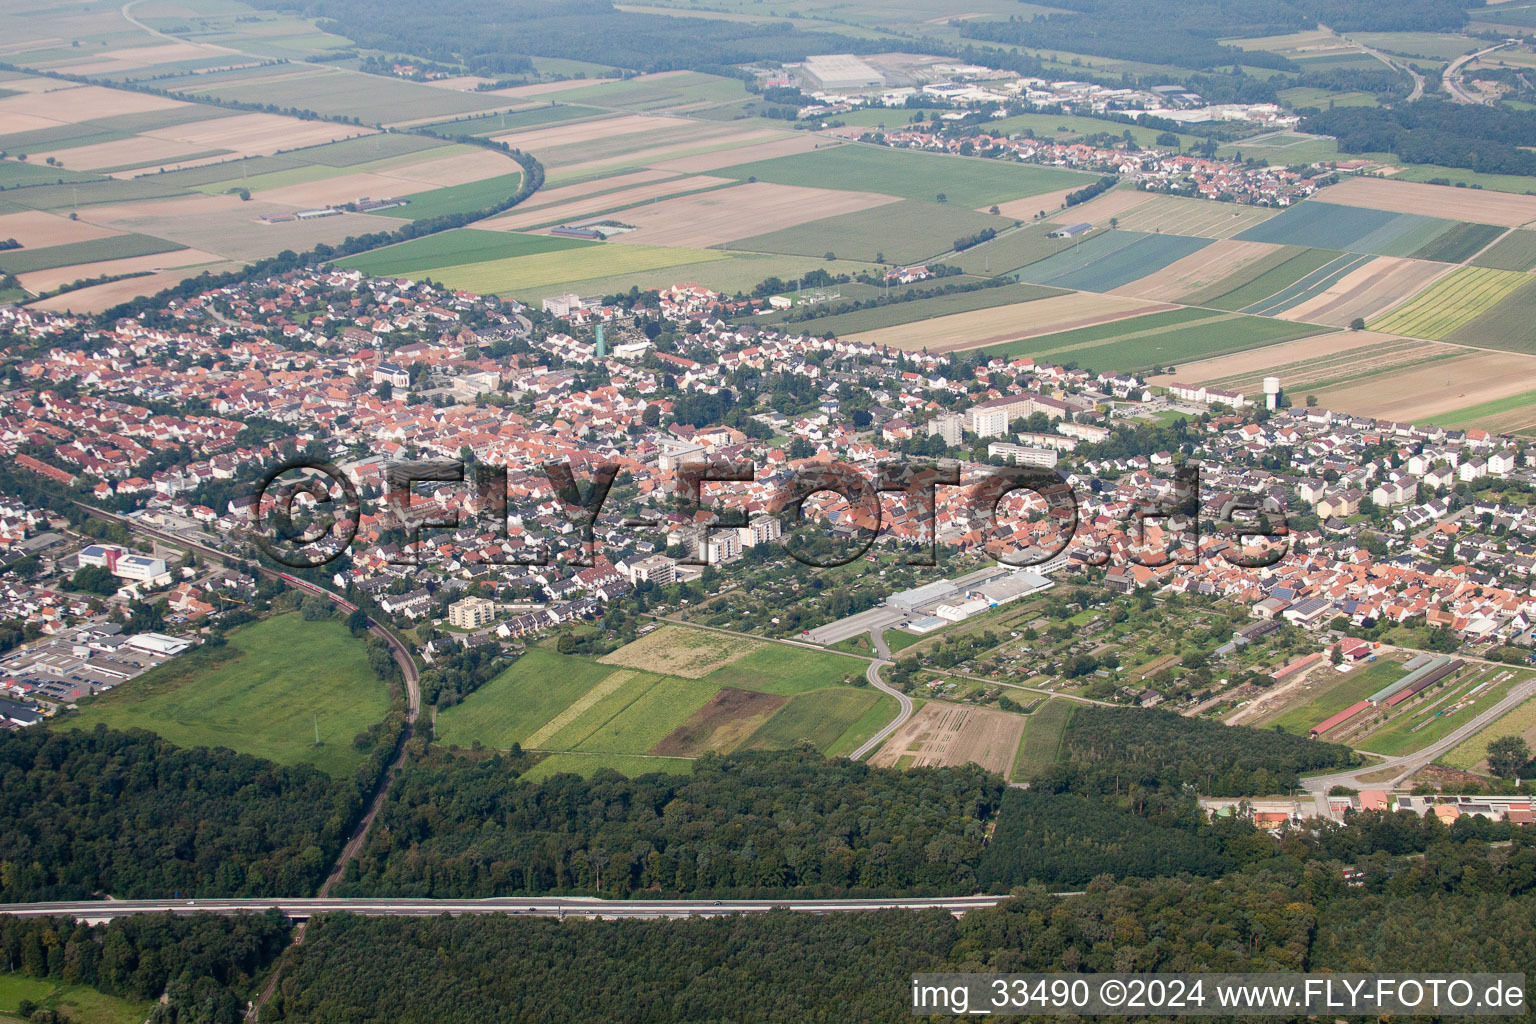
0 727 358 900
263 838 1536 1023
1037 705 1359 796
1302 101 1536 177
338 748 1003 898
0 912 291 1024
255 0 879 74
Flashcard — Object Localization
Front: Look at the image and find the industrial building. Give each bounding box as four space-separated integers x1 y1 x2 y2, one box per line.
801 54 885 90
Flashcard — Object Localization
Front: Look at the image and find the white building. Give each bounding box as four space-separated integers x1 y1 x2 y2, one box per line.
448 595 495 629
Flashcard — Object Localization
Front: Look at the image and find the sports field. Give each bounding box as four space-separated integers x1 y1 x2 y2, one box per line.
333 228 592 277
1369 266 1532 340
715 143 1093 208
64 614 393 777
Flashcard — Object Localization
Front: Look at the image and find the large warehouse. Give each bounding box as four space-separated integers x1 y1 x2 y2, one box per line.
802 53 885 90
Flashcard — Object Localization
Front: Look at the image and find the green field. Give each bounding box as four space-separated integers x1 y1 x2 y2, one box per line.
1262 659 1408 736
950 223 1093 276
1370 266 1531 339
0 974 151 1024
427 242 730 293
0 233 188 275
1199 247 1347 310
435 648 616 750
374 171 525 220
775 281 1064 337
716 143 1093 208
1427 388 1536 428
984 308 1326 372
1445 277 1536 352
1471 229 1536 271
824 692 901 758
65 614 392 777
184 68 509 125
334 228 592 276
1359 668 1528 757
725 199 1011 264
699 642 867 696
741 686 885 753
1441 693 1536 771
983 111 1205 149
1010 697 1072 782
1410 221 1506 264
520 751 695 780
0 160 103 188
510 251 882 303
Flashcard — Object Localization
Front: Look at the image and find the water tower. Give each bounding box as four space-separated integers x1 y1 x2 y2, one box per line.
1263 376 1281 410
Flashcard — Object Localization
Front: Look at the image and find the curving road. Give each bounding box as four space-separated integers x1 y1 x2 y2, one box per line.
1339 28 1426 102
849 627 913 760
1446 42 1514 104
0 895 1009 921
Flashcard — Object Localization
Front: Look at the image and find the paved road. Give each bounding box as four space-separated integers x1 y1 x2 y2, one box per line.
849 628 914 760
1341 28 1427 101
1303 673 1536 793
1446 42 1513 104
0 895 1009 921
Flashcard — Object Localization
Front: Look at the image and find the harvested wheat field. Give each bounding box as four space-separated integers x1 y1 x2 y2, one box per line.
492 113 694 152
847 292 1171 352
0 210 121 248
1044 189 1152 227
612 182 901 247
551 129 783 180
869 700 1025 774
991 185 1082 220
29 261 242 313
0 84 185 125
650 133 823 173
1277 256 1452 326
652 688 787 756
483 175 734 230
145 112 373 157
1319 177 1536 228
18 247 223 294
515 169 679 211
256 172 430 208
31 136 212 172
1112 239 1283 300
1311 349 1536 421
383 148 521 188
492 70 691 101
1114 194 1280 238
599 625 761 678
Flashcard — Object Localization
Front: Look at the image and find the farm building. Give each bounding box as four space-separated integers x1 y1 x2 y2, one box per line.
1048 222 1091 239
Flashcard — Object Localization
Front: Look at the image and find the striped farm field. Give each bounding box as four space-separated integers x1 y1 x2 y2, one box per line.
424 243 730 293
1427 388 1536 434
1191 335 1459 395
1472 228 1536 271
1369 266 1531 339
1014 230 1212 292
1196 247 1343 311
1445 277 1536 353
1239 252 1373 316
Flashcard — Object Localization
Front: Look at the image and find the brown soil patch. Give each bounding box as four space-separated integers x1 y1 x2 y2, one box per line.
1320 176 1536 228
612 182 902 248
28 261 243 312
0 84 185 125
869 700 1025 775
385 148 520 187
1313 348 1536 420
1044 189 1153 227
145 112 374 157
847 292 1172 352
651 687 788 756
990 185 1082 220
32 135 213 172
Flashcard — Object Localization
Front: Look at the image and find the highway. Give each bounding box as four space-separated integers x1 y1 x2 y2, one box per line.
849 627 913 760
1446 41 1513 104
1339 28 1426 102
0 895 1010 922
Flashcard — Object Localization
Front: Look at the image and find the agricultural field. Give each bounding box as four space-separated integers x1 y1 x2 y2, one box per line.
1013 230 1212 293
333 228 592 277
63 613 393 777
714 143 1095 209
1441 692 1536 772
1369 266 1532 340
845 291 1171 352
1009 697 1073 782
1471 229 1536 271
948 223 1098 276
0 973 151 1024
1315 176 1536 228
1411 222 1507 264
484 175 737 231
421 242 730 295
768 281 1065 338
1357 666 1530 757
1234 201 1470 259
1310 348 1536 424
724 198 1006 264
1156 332 1457 398
435 630 874 774
1255 658 1409 736
1111 195 1279 239
505 251 882 304
1235 253 1373 316
868 700 1025 775
1186 247 1342 310
1443 277 1536 353
0 232 185 274
1428 388 1536 434
1267 257 1452 327
1112 239 1286 302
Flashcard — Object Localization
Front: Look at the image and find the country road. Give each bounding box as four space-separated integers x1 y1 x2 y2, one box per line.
849 627 913 760
0 895 1010 921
